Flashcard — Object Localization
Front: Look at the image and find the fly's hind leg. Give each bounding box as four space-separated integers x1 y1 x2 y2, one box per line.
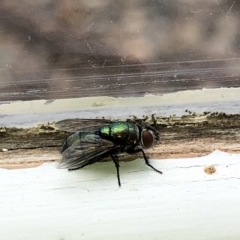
128 148 163 174
110 154 121 187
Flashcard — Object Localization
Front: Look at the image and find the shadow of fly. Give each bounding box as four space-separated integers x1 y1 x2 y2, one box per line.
57 120 162 186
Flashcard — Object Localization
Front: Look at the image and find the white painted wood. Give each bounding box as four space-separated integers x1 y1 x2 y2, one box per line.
1 88 240 128
1 88 240 115
1 150 240 240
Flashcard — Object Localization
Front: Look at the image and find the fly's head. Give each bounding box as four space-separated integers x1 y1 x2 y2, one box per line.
139 124 160 149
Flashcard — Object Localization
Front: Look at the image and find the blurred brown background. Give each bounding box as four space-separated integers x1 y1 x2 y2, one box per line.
0 0 240 100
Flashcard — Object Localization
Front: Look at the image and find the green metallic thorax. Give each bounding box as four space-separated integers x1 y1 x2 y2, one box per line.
100 122 140 149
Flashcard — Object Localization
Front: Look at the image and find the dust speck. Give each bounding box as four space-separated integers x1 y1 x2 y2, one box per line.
204 165 216 174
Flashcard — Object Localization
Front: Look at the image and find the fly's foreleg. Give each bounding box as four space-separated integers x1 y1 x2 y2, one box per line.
127 148 163 174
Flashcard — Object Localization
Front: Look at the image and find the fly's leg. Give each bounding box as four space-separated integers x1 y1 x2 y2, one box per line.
110 154 121 187
128 148 163 174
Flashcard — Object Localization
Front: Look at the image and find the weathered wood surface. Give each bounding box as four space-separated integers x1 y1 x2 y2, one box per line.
1 113 240 168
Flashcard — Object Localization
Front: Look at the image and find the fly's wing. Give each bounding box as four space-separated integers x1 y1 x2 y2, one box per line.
58 132 117 170
54 118 112 132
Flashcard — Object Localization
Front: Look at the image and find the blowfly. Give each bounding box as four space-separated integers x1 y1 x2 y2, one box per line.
58 121 162 186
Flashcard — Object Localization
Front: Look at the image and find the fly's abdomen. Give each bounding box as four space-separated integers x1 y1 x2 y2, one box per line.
100 122 139 145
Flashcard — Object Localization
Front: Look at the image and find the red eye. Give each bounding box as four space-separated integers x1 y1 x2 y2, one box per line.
141 130 154 149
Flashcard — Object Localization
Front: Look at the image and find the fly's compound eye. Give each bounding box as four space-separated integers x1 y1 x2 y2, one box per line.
141 130 154 149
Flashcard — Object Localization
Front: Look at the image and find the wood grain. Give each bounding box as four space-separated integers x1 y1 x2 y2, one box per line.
1 113 240 168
